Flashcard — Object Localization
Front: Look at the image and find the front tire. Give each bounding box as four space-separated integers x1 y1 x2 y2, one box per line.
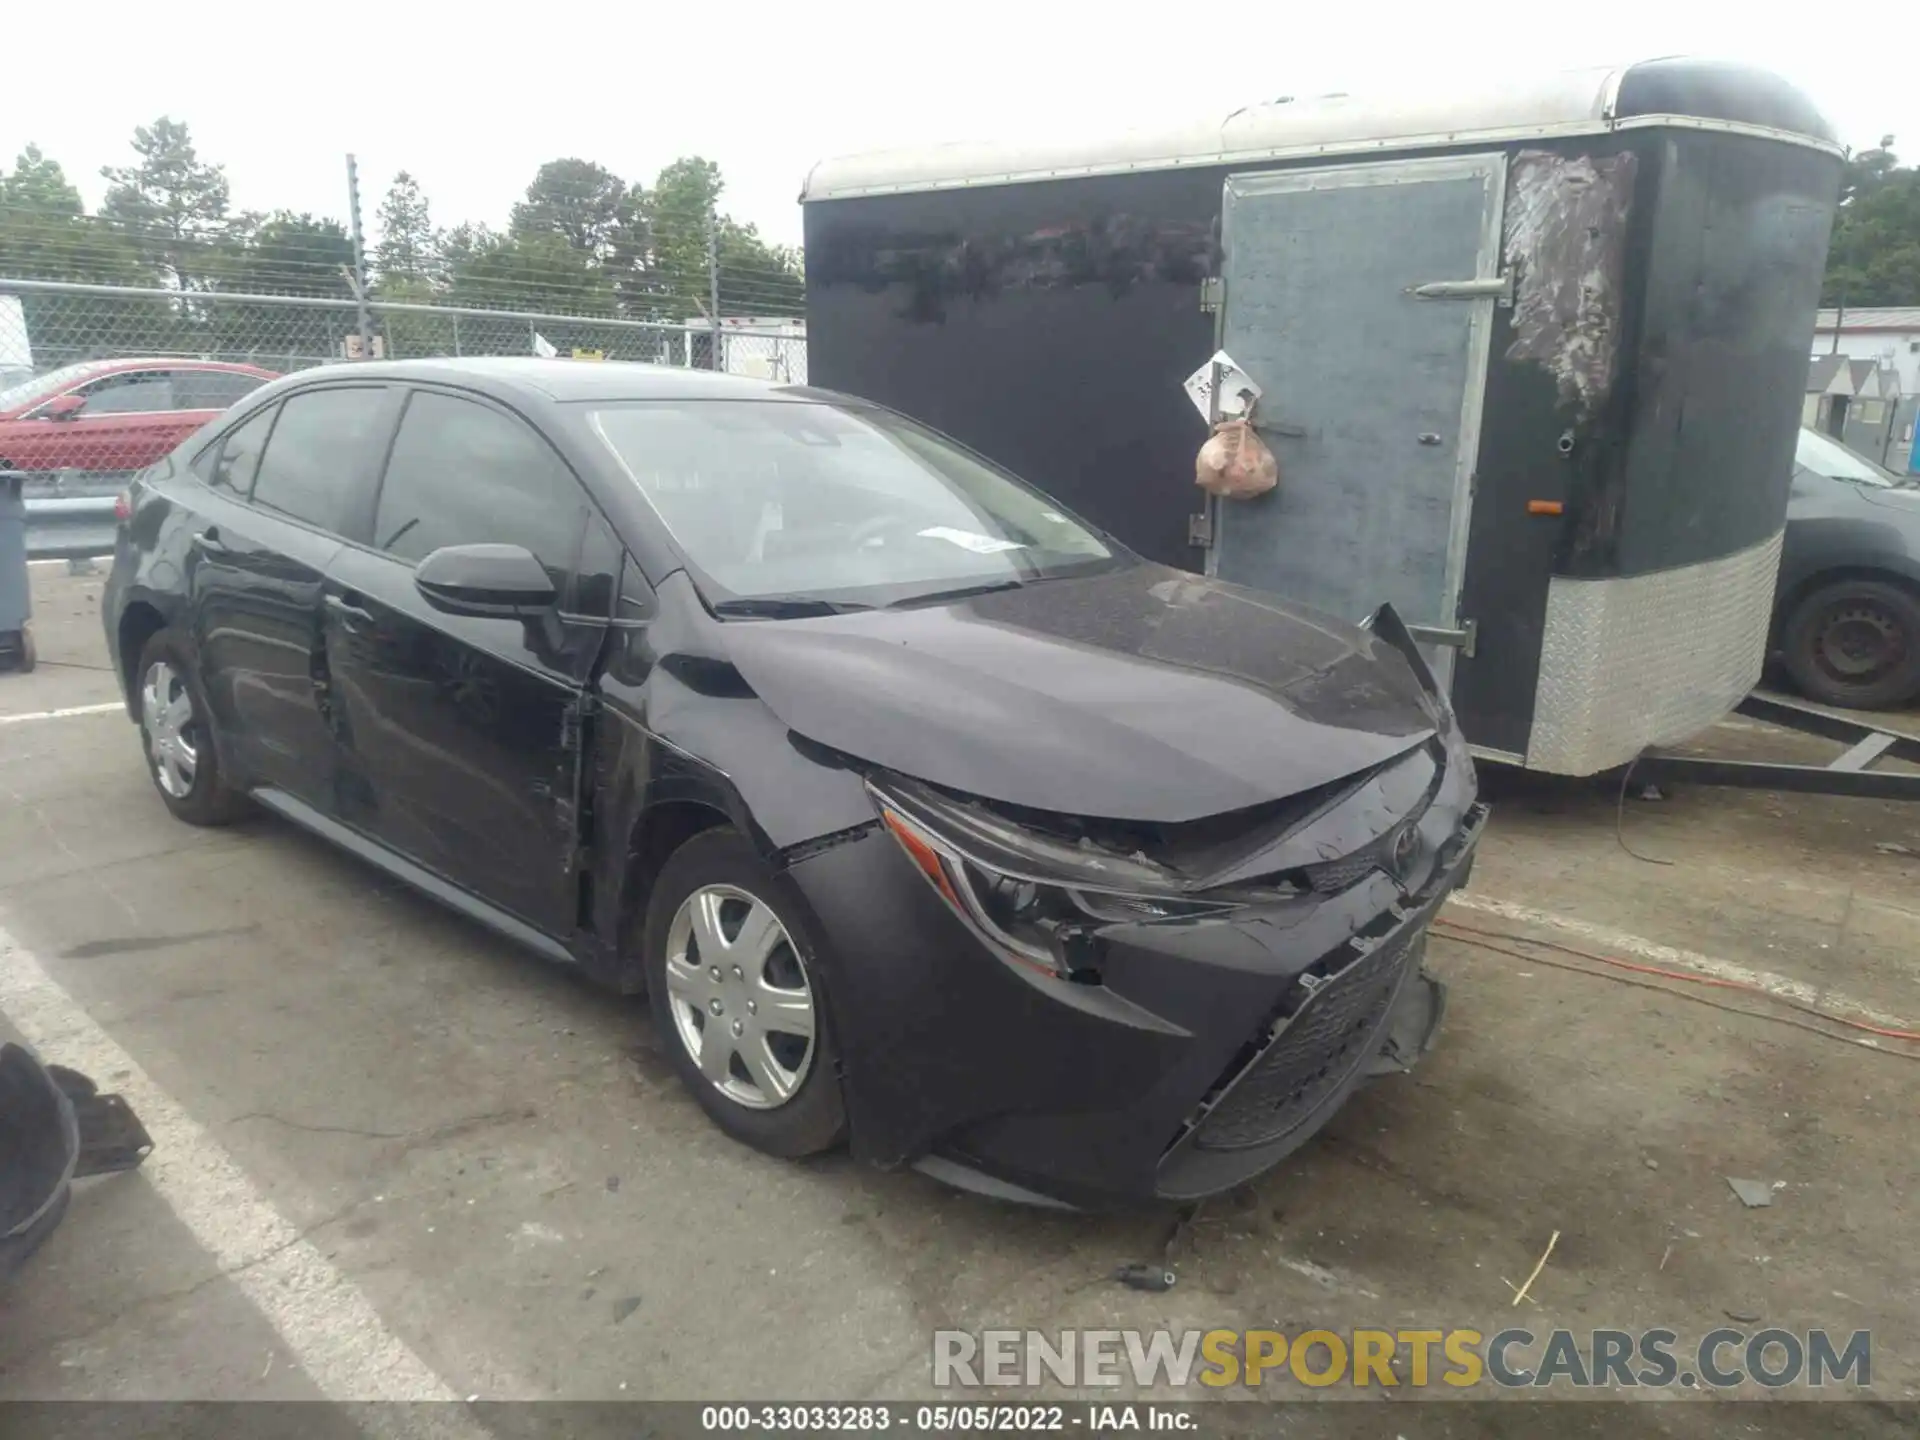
1781 579 1920 711
642 827 847 1158
133 629 248 826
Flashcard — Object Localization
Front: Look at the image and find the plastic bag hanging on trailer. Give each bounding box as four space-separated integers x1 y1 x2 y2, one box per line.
1194 409 1278 499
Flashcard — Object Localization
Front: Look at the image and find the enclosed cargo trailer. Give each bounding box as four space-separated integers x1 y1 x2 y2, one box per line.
802 58 1844 775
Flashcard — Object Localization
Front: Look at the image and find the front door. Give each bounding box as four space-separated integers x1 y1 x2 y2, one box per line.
1211 154 1505 687
320 387 610 936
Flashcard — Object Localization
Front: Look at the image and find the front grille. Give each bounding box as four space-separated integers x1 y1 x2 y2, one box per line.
1186 929 1418 1152
1300 844 1387 895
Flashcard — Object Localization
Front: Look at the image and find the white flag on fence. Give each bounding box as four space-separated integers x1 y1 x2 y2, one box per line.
531 332 558 358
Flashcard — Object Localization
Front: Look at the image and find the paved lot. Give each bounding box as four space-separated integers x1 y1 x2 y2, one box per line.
1 565 1916 1425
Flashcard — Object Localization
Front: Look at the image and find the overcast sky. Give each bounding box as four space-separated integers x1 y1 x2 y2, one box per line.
6 1 1910 252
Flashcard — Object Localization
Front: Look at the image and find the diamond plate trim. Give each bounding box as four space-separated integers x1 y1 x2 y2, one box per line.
1525 531 1784 775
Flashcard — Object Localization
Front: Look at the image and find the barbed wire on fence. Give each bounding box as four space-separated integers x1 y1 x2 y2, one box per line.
0 192 805 321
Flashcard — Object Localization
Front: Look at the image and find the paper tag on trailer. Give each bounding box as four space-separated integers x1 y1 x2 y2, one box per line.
1183 351 1262 422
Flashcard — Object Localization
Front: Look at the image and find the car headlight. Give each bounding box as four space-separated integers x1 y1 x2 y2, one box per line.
875 798 1230 980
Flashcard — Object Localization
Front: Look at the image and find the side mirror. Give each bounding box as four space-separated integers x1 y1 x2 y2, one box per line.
413 543 557 617
40 394 85 421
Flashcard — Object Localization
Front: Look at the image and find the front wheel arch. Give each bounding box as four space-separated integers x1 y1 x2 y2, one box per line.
1774 565 1920 645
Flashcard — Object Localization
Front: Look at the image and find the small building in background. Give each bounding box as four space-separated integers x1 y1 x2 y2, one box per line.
1813 307 1920 393
1805 351 1913 475
1809 307 1918 473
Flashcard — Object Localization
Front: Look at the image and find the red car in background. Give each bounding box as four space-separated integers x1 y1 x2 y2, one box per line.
0 359 278 479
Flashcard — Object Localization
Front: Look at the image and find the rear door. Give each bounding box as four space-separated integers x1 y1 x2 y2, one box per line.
1210 154 1506 688
320 387 614 935
189 384 398 809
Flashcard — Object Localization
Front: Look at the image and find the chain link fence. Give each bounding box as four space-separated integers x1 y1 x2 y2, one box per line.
0 278 806 499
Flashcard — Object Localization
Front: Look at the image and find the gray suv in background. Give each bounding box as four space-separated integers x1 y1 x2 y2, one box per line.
1775 428 1920 711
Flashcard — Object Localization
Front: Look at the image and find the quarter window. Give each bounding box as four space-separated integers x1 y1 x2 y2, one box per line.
372 391 588 582
207 405 277 498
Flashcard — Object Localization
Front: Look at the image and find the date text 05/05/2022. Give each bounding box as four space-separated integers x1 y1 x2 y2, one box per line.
700 1404 1194 1432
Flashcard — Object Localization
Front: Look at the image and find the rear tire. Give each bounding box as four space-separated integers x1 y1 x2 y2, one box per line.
133 629 248 826
642 827 847 1158
1782 579 1920 711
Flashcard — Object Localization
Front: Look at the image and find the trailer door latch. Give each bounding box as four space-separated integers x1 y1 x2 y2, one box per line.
1188 511 1214 547
1407 619 1477 658
1409 275 1514 307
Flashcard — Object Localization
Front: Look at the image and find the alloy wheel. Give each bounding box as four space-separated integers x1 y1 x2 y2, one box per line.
140 660 200 799
662 884 817 1110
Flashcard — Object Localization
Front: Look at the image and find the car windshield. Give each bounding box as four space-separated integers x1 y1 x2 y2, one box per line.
1797 427 1903 488
0 361 112 412
589 400 1119 608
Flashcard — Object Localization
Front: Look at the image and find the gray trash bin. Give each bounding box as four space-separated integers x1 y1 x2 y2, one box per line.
0 470 33 674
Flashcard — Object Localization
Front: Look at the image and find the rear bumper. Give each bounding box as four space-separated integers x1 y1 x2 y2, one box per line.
786 787 1484 1209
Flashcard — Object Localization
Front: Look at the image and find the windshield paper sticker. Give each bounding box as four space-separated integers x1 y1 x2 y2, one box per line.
918 527 1026 554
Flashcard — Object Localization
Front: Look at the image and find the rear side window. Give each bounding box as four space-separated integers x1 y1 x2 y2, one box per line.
251 387 389 532
372 391 587 578
175 370 268 410
206 405 276 498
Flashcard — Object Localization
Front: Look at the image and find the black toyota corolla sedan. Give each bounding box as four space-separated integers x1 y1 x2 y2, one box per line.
103 358 1483 1207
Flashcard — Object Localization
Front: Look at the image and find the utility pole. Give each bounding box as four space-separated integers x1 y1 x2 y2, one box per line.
345 154 374 360
706 205 723 372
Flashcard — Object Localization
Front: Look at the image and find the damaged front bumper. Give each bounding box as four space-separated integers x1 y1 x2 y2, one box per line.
778 599 1482 1208
785 774 1485 1209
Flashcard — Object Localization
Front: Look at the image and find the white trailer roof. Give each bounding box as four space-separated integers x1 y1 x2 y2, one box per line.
801 59 1836 202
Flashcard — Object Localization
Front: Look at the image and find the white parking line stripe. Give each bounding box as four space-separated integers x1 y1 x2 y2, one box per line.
0 702 124 725
1445 892 1917 1032
0 921 480 1409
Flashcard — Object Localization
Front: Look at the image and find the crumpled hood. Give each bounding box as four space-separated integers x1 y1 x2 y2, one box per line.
715 562 1438 824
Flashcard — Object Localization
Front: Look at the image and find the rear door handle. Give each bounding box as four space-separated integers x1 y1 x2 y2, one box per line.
193 527 230 556
324 593 376 627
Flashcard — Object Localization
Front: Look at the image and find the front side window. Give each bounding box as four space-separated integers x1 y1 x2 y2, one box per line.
71 371 175 415
250 387 390 531
0 362 113 414
372 391 588 580
588 400 1116 608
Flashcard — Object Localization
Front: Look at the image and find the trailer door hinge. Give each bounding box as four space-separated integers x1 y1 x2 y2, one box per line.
1407 619 1477 658
1199 277 1224 313
1188 511 1214 548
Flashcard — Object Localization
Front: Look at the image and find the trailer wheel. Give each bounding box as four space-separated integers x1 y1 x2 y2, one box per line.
1782 578 1920 711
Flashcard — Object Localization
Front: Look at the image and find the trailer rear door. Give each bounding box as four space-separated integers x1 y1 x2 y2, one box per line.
1211 154 1505 686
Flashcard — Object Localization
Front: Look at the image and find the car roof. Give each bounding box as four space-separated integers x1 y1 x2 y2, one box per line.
304 356 829 405
75 357 274 376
